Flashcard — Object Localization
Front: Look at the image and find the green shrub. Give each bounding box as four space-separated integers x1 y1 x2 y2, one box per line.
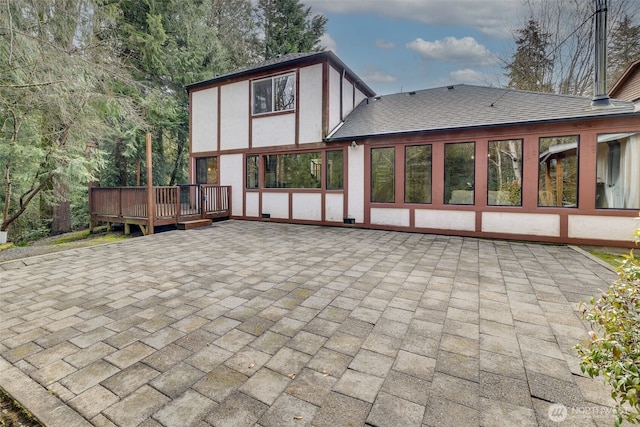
576 216 640 426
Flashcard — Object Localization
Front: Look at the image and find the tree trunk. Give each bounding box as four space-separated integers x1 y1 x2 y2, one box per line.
51 179 71 234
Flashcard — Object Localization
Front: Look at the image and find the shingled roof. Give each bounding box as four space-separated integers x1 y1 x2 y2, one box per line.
326 84 638 141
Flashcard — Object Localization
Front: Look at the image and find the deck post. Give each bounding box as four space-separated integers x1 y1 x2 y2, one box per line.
146 132 155 235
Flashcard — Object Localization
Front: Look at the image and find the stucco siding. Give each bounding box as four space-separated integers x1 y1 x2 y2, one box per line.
482 212 561 237
299 64 324 143
191 89 217 153
262 193 289 219
220 82 249 150
325 193 344 222
415 210 476 231
252 114 296 147
568 215 637 242
329 67 342 131
219 154 243 216
292 193 322 221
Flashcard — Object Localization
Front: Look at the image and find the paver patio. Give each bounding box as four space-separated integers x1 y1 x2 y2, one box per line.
0 220 621 426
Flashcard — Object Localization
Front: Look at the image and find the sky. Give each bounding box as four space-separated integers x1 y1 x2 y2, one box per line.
306 0 531 95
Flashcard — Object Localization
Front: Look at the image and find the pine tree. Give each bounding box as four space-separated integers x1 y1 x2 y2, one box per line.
259 0 327 60
608 14 640 87
505 19 554 93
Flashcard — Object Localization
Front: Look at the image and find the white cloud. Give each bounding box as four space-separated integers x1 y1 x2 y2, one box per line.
320 33 337 53
375 39 395 49
306 0 521 39
406 36 496 67
448 69 489 85
361 66 397 83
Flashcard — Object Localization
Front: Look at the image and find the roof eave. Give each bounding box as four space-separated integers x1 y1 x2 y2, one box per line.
186 51 376 96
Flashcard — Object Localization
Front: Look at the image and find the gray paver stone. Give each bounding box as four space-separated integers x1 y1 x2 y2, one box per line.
367 391 425 427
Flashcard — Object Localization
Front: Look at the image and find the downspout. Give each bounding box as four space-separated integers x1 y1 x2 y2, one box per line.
340 69 345 120
591 0 611 107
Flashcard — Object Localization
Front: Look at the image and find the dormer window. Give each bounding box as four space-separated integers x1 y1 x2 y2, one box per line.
252 73 296 115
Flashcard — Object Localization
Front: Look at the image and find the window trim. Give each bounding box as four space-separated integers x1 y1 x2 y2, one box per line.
444 141 476 205
404 144 432 204
252 73 296 116
537 135 580 208
487 139 523 207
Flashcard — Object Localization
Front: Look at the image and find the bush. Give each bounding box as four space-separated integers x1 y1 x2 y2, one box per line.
576 215 640 426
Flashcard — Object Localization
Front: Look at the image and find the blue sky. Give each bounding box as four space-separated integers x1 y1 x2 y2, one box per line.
307 0 529 95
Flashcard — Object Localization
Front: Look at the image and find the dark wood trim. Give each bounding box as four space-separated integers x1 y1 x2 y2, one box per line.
322 62 329 138
295 69 300 146
217 86 221 153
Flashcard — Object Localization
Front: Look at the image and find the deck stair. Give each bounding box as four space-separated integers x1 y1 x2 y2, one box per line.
177 219 212 230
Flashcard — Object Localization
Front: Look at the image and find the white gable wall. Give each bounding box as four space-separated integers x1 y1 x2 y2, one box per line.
299 64 324 143
191 89 217 153
220 82 249 150
329 67 342 131
342 80 354 118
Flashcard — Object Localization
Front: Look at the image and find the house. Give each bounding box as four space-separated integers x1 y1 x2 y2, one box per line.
609 59 640 103
186 51 640 247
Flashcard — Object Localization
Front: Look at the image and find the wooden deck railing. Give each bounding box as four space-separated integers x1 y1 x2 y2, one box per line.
89 185 231 235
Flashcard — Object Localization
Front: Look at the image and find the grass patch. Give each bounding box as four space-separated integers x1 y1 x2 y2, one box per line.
47 229 92 245
589 251 623 267
45 230 129 248
0 242 13 252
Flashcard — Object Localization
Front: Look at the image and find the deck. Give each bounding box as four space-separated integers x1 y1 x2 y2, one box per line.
89 184 231 235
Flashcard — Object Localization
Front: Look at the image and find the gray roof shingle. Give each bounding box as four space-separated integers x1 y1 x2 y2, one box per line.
327 84 638 141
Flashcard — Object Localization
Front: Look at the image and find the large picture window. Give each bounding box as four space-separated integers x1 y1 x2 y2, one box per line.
488 139 522 206
405 145 431 203
253 74 296 115
196 157 218 185
326 150 344 190
264 152 321 188
595 132 640 209
444 142 475 205
538 136 579 207
371 147 395 203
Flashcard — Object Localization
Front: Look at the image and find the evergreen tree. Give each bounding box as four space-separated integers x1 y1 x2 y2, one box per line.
608 14 640 87
259 0 327 60
505 19 553 93
0 0 139 237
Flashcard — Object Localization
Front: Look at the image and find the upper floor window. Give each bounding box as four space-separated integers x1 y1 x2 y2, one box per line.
253 74 296 115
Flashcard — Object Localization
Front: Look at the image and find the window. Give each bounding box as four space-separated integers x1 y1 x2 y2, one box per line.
326 150 344 190
405 145 431 203
196 157 218 184
595 132 640 209
371 147 395 203
246 155 259 189
444 142 475 205
488 139 522 206
252 74 296 115
538 136 578 207
264 152 321 188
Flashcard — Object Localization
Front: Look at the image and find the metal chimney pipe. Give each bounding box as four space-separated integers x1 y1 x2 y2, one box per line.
592 0 611 107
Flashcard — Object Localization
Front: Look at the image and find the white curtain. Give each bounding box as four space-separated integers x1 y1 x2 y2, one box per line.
597 133 640 209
